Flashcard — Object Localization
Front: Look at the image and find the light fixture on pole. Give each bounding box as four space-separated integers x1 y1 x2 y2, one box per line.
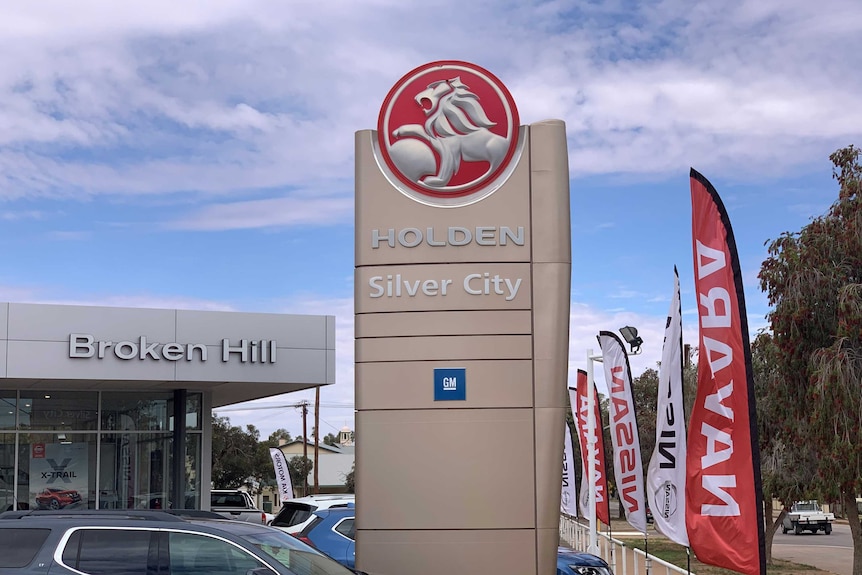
619 326 643 354
585 326 644 556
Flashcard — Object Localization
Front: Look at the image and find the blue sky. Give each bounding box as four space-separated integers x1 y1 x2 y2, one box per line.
1 0 860 439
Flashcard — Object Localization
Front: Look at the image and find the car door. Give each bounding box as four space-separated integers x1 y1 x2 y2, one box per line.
332 517 356 570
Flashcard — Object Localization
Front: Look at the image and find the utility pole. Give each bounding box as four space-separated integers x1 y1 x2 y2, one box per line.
301 401 309 497
314 387 320 494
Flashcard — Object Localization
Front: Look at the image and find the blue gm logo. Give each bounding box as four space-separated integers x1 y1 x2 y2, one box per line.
434 368 466 401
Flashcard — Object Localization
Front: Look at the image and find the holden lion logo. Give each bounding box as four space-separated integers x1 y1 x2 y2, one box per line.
375 60 521 207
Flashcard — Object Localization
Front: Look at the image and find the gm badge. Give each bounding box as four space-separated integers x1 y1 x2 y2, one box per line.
434 367 466 401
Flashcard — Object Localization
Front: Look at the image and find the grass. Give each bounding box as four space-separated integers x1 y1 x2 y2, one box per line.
613 531 834 575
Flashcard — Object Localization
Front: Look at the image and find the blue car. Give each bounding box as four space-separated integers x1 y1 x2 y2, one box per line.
298 505 612 575
296 504 357 570
557 546 614 575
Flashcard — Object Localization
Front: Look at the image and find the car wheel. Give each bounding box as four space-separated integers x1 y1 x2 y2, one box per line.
49 499 61 510
782 526 788 534
825 524 832 535
794 522 802 535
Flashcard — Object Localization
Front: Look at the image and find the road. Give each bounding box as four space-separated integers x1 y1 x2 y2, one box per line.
772 522 853 575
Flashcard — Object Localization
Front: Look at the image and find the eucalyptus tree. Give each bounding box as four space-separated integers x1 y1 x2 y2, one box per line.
759 145 862 574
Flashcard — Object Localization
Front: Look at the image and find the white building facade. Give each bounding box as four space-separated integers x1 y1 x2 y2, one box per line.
0 303 335 512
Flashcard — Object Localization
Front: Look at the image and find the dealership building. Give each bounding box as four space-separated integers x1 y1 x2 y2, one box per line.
0 302 335 512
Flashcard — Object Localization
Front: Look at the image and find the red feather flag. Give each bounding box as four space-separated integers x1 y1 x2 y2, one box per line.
686 169 766 575
572 369 611 526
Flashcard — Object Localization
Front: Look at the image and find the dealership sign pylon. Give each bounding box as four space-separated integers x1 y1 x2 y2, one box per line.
355 61 572 575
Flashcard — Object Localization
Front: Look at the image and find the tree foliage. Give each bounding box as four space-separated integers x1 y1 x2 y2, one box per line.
759 145 862 573
345 462 355 493
631 367 659 477
750 331 823 564
266 429 293 445
211 416 271 490
288 456 314 497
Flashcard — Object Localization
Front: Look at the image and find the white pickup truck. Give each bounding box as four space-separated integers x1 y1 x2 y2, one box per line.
782 500 834 535
210 489 268 524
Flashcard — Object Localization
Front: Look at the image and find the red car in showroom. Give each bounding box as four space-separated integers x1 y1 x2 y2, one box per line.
35 488 82 510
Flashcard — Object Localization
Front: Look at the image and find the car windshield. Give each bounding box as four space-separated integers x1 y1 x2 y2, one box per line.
795 502 820 512
240 530 354 575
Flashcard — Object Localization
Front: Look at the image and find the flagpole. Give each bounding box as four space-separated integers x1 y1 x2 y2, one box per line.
586 348 599 555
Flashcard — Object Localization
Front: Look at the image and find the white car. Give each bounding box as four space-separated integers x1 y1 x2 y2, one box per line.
269 494 355 534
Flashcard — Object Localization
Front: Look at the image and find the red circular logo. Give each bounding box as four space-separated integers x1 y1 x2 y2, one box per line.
376 61 521 206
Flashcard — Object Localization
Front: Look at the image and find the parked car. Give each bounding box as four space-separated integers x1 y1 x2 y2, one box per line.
296 505 357 569
210 488 268 524
0 508 358 575
270 494 355 534
556 546 614 575
35 488 82 510
782 500 834 535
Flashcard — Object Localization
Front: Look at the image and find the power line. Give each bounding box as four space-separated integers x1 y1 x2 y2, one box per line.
214 402 354 412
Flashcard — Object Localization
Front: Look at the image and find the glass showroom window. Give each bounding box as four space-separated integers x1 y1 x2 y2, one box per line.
102 391 172 432
99 431 172 510
0 390 202 510
19 392 99 431
0 394 16 430
20 432 98 510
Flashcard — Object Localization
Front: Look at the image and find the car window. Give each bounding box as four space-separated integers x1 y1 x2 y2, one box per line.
0 528 50 568
63 528 154 575
334 518 355 540
241 529 355 575
212 493 249 507
272 502 315 527
169 531 267 575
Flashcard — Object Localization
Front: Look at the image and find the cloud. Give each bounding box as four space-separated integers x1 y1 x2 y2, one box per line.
47 230 91 241
170 194 354 231
1 0 859 214
0 210 49 221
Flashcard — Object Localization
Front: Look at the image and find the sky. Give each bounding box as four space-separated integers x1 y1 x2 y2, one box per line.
1 0 860 440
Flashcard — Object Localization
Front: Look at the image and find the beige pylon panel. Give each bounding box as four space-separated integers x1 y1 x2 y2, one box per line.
354 309 532 338
529 120 572 264
529 121 572 540
357 529 536 575
537 527 563 575
356 334 531 363
355 408 536 530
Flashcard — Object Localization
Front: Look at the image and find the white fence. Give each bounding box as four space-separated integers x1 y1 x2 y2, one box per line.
559 514 694 575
